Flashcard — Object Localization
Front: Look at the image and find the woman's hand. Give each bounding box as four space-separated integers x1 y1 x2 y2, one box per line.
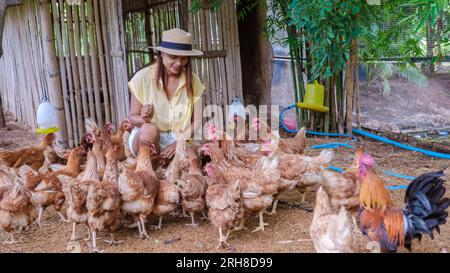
141 104 154 122
160 142 177 162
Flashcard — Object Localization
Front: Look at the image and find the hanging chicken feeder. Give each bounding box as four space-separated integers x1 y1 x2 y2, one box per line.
296 80 329 113
36 96 59 134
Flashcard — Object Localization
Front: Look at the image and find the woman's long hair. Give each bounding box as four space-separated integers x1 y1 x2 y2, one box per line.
155 53 193 102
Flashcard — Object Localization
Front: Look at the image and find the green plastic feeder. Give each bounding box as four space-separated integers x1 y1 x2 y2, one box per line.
296 80 329 113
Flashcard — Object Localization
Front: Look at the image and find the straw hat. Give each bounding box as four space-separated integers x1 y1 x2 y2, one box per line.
151 28 203 56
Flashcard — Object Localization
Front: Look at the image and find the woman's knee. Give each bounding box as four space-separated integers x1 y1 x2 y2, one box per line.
139 122 160 144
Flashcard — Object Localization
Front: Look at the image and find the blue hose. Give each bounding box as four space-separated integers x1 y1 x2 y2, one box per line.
280 104 450 160
327 166 413 190
352 128 450 160
311 143 355 149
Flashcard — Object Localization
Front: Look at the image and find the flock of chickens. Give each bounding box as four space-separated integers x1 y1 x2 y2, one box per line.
0 118 449 253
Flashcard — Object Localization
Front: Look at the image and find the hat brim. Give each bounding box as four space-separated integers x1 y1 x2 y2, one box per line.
150 46 203 56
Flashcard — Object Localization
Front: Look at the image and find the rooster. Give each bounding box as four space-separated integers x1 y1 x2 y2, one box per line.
358 153 450 252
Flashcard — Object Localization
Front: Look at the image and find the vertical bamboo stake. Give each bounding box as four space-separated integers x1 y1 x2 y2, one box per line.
67 2 84 136
217 3 228 107
79 0 95 121
99 0 116 125
85 0 103 125
354 41 361 129
324 74 330 133
72 4 89 122
51 0 74 147
344 46 355 136
39 0 68 146
93 0 110 124
337 70 344 134
330 72 336 132
59 0 79 145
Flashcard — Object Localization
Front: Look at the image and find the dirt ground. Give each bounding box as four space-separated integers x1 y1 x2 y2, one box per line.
0 119 449 253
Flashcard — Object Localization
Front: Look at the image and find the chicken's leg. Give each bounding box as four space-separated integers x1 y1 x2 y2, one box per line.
233 218 247 231
216 227 230 249
150 216 163 230
104 233 123 246
140 216 150 239
185 212 198 228
32 206 48 227
352 215 361 234
181 207 189 218
70 223 78 241
267 199 279 215
91 230 104 253
200 210 208 221
3 233 17 244
58 211 70 223
252 210 269 232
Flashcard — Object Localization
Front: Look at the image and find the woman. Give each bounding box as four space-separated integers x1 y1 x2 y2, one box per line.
127 28 204 165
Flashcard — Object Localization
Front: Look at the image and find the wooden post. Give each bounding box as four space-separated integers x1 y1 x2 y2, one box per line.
38 0 68 146
51 0 74 147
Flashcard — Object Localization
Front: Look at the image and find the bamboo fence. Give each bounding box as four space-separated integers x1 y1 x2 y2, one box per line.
0 0 242 147
0 0 129 147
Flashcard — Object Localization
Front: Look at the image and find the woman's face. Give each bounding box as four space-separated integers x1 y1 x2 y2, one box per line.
161 53 189 76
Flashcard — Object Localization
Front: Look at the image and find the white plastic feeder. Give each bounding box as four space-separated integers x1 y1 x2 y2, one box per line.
36 96 59 134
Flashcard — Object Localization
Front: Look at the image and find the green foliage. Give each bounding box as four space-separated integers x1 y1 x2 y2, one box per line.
365 62 428 96
287 0 367 80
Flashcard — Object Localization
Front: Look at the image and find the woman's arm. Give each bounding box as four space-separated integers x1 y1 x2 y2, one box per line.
128 92 147 127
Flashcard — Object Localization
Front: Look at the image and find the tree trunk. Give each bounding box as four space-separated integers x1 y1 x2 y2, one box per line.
237 0 273 108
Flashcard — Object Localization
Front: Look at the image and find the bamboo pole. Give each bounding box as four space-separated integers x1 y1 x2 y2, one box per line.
344 59 354 136
39 0 67 146
59 0 79 145
217 3 228 108
67 2 84 136
93 0 110 124
354 41 361 129
222 0 235 102
229 0 242 100
99 0 116 125
337 70 344 134
72 4 89 122
324 74 330 133
204 9 218 109
78 0 95 121
86 0 103 125
330 72 336 132
51 0 74 147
